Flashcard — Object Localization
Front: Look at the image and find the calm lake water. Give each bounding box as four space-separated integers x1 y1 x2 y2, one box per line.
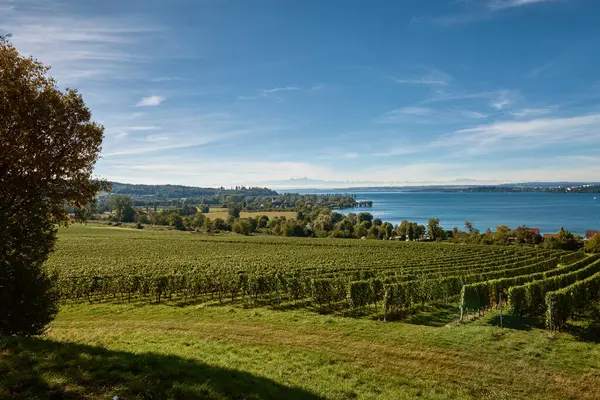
335 192 600 235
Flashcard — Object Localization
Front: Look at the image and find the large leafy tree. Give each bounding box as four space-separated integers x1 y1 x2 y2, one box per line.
0 36 106 335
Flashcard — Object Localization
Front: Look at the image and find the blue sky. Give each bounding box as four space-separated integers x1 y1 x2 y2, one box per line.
2 0 600 188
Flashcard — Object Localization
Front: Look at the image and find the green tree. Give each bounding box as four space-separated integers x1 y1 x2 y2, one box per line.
211 218 227 231
233 219 252 235
354 221 369 238
556 227 581 251
121 202 136 223
169 214 185 231
367 225 380 239
513 225 540 244
109 195 133 221
414 224 426 240
427 218 442 241
0 36 106 335
407 224 415 241
381 222 394 239
228 204 241 218
544 227 581 251
464 221 479 235
396 220 410 239
493 225 511 244
585 234 600 253
357 212 373 226
256 215 269 229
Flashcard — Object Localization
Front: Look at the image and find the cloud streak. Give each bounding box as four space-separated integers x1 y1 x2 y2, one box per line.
418 0 566 27
136 96 165 107
441 113 600 154
488 0 561 11
262 86 301 93
0 2 157 85
237 85 304 101
393 69 452 86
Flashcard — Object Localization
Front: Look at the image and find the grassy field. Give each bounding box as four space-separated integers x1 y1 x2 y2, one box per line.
203 207 297 220
2 303 600 399
2 225 600 399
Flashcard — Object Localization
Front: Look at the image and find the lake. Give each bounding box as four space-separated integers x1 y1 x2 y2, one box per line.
335 192 600 235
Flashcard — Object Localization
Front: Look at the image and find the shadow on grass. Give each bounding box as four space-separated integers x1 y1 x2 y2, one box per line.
485 313 543 331
401 303 460 327
566 304 600 343
268 299 314 312
0 336 324 400
566 322 600 343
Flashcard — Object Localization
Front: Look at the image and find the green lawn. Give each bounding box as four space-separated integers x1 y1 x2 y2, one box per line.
2 303 600 399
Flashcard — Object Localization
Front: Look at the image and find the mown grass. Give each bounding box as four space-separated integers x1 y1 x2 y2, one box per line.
2 303 600 399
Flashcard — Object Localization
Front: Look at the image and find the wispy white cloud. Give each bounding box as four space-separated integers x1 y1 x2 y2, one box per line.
151 77 182 83
97 157 335 187
107 125 161 139
451 109 489 119
442 113 600 154
527 61 554 77
145 134 170 142
238 85 304 101
491 90 517 110
316 149 361 160
395 78 448 85
390 107 433 116
136 95 165 107
120 126 161 131
422 89 510 106
0 2 157 85
427 11 493 27
101 112 280 158
393 69 452 86
417 0 565 27
375 110 600 159
97 151 600 188
262 86 301 93
488 0 561 11
511 108 553 117
377 106 488 124
372 145 425 157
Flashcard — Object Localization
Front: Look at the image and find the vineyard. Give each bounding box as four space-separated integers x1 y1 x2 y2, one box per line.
46 225 600 329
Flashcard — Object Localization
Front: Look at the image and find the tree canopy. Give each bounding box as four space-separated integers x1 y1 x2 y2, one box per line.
0 36 106 334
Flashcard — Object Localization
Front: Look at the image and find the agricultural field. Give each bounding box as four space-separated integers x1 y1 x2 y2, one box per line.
46 225 572 316
45 224 600 329
4 224 600 399
202 207 297 220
